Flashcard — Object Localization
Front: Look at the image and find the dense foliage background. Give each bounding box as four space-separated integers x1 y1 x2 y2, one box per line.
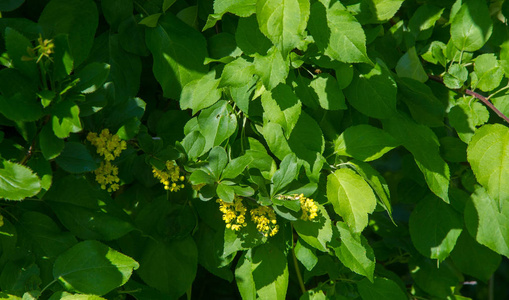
0 0 509 299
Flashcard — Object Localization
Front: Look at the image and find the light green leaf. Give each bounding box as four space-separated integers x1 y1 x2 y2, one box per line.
261 84 302 137
180 70 221 115
501 40 509 77
256 0 310 57
450 231 501 282
53 240 139 295
357 277 407 300
293 205 333 252
294 239 318 271
333 222 375 281
308 2 371 64
203 0 256 30
55 142 97 174
467 124 509 206
327 168 376 233
197 101 237 153
137 238 197 298
409 195 463 261
0 160 41 201
51 101 82 139
448 99 489 143
334 125 399 162
464 186 509 258
271 153 299 197
367 0 404 22
471 54 504 92
219 57 255 87
343 62 397 119
251 242 289 299
450 0 492 52
208 146 228 181
395 47 428 83
38 0 98 66
145 13 208 99
254 46 289 90
383 113 450 203
235 250 256 300
309 73 346 110
181 131 206 160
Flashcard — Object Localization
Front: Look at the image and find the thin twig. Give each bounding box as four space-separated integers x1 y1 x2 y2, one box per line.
428 74 509 124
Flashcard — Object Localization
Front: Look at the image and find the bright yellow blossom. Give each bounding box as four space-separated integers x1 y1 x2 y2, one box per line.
217 197 247 231
251 205 279 237
87 129 127 161
152 160 185 192
277 193 319 221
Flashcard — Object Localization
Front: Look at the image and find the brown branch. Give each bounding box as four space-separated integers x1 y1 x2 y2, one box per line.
428 74 509 124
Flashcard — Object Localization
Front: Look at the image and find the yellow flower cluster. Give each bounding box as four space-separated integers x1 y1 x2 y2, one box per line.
87 129 127 193
152 160 185 192
278 194 319 221
94 161 120 192
251 205 279 237
217 197 247 231
87 129 127 161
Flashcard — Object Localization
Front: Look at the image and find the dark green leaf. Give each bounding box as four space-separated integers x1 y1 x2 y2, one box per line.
101 0 133 31
334 125 399 161
357 277 407 300
53 240 139 295
55 142 97 173
251 242 289 299
73 62 110 94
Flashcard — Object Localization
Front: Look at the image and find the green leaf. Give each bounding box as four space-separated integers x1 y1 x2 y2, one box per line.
235 250 256 300
410 257 459 298
294 239 318 271
448 99 489 143
139 13 162 28
221 155 254 179
293 205 333 252
308 2 371 64
501 40 509 77
408 5 444 40
347 160 392 218
5 27 37 79
73 62 110 94
108 34 142 103
409 195 463 261
203 0 256 30
471 54 504 92
443 64 468 89
343 62 397 119
0 0 24 11
55 142 97 173
254 46 289 90
309 73 346 110
383 113 450 203
467 124 509 207
101 0 133 30
397 77 446 127
395 47 428 83
180 70 221 115
256 0 309 57
0 160 41 201
39 0 99 66
261 84 302 137
137 238 197 298
219 57 255 87
465 186 509 258
251 242 289 299
235 15 272 56
333 222 375 281
450 231 501 282
327 168 376 233
51 101 82 139
197 101 237 152
145 13 208 99
53 240 139 295
207 146 228 181
0 68 42 122
334 125 399 162
450 0 492 52
18 211 77 257
364 0 404 23
271 153 299 196
181 131 206 160
357 277 407 300
439 136 467 163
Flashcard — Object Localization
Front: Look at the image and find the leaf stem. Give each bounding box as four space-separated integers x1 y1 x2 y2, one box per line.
428 74 509 124
488 83 509 100
291 225 306 294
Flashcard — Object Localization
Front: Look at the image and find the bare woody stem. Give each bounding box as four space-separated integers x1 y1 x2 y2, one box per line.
428 74 509 124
